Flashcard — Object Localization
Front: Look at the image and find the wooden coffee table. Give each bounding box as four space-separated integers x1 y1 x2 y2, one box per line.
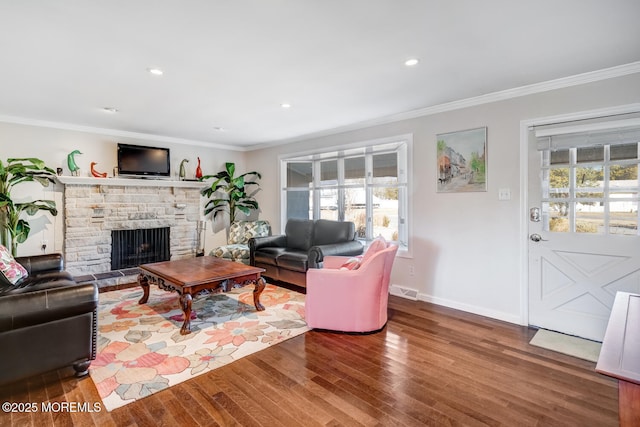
138 256 266 335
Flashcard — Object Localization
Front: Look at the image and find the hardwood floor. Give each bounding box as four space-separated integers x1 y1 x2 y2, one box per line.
0 295 618 426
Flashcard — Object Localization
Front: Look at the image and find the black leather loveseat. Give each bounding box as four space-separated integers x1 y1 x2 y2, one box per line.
249 219 364 287
0 253 99 385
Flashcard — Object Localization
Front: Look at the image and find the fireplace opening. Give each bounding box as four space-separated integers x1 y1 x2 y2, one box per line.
111 227 170 270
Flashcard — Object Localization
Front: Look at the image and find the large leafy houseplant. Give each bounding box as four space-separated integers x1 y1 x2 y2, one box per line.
0 158 58 256
200 162 261 224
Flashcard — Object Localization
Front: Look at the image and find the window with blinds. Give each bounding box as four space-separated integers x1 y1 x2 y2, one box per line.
281 138 409 248
536 119 640 235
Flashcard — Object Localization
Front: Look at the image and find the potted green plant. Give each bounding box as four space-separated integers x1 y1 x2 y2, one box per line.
0 158 58 256
200 162 261 224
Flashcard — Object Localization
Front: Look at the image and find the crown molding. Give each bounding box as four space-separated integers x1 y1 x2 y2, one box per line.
1 62 639 152
0 115 246 152
247 61 640 150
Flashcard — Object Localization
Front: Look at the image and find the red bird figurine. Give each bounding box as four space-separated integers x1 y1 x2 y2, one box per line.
90 162 107 178
195 157 203 179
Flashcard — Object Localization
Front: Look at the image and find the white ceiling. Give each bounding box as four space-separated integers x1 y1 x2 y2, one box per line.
1 1 639 150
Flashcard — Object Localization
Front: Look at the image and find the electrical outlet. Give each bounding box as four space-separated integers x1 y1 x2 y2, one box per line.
409 265 415 277
41 239 48 252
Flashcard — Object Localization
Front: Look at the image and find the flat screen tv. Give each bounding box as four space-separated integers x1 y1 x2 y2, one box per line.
117 143 171 178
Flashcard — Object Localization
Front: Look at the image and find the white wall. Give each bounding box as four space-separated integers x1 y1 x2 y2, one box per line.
0 122 245 256
246 73 640 324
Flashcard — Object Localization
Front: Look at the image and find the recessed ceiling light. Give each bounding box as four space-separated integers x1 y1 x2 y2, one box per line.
102 107 119 113
404 58 419 67
147 68 164 76
213 126 225 132
281 103 291 109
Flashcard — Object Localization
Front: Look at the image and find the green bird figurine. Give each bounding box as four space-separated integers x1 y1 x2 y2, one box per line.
179 158 189 181
67 150 82 176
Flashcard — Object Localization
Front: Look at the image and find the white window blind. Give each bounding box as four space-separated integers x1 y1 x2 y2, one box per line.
536 117 640 151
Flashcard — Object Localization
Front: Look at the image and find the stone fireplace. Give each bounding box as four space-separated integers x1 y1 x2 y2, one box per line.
58 177 204 287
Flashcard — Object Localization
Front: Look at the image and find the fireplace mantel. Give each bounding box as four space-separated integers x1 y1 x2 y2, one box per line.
56 176 207 188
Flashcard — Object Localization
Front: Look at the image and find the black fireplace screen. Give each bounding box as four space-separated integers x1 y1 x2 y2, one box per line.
111 227 170 270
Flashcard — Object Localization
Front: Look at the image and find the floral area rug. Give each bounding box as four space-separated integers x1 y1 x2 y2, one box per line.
90 284 308 411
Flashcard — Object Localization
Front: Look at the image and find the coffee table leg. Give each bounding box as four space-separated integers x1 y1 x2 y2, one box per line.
253 277 266 311
179 293 193 335
138 273 150 304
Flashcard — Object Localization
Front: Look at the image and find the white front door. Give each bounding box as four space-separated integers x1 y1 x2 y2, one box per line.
527 121 640 342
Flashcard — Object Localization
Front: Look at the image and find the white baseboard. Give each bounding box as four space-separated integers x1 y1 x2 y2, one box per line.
389 284 522 325
419 294 522 325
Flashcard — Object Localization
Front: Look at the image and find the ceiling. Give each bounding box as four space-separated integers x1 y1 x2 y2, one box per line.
1 1 639 151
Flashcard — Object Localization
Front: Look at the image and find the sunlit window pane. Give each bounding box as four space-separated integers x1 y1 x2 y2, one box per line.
319 188 338 220
609 200 638 235
576 166 604 198
549 167 570 198
576 201 603 234
344 188 366 238
610 164 638 187
548 202 569 232
372 194 398 242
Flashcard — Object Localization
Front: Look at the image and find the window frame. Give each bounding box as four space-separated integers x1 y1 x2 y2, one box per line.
279 134 412 255
541 143 639 235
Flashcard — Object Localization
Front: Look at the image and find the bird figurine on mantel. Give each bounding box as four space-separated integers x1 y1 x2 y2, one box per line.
179 158 189 181
90 162 107 178
195 157 203 179
67 150 82 176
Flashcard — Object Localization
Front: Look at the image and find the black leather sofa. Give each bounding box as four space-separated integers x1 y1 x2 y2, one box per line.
0 253 99 385
249 219 364 287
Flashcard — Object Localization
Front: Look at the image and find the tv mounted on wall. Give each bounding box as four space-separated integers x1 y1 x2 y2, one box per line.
117 143 171 178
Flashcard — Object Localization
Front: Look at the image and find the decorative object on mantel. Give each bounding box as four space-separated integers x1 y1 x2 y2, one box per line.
179 158 189 180
195 156 203 179
201 162 261 225
66 149 82 176
90 162 107 178
0 158 58 256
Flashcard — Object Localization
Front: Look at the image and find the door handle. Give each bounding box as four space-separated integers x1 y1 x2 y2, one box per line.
529 233 548 242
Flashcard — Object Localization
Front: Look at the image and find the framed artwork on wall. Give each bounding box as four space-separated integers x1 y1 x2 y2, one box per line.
436 126 487 193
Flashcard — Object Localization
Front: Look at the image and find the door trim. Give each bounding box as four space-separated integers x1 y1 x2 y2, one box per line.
519 103 640 327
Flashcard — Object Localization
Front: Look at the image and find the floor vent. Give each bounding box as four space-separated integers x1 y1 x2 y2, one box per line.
390 284 419 301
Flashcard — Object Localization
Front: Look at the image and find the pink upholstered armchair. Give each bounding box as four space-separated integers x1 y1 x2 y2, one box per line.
305 242 398 333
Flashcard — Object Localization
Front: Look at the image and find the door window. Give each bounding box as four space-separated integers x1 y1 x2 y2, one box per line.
541 142 639 235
